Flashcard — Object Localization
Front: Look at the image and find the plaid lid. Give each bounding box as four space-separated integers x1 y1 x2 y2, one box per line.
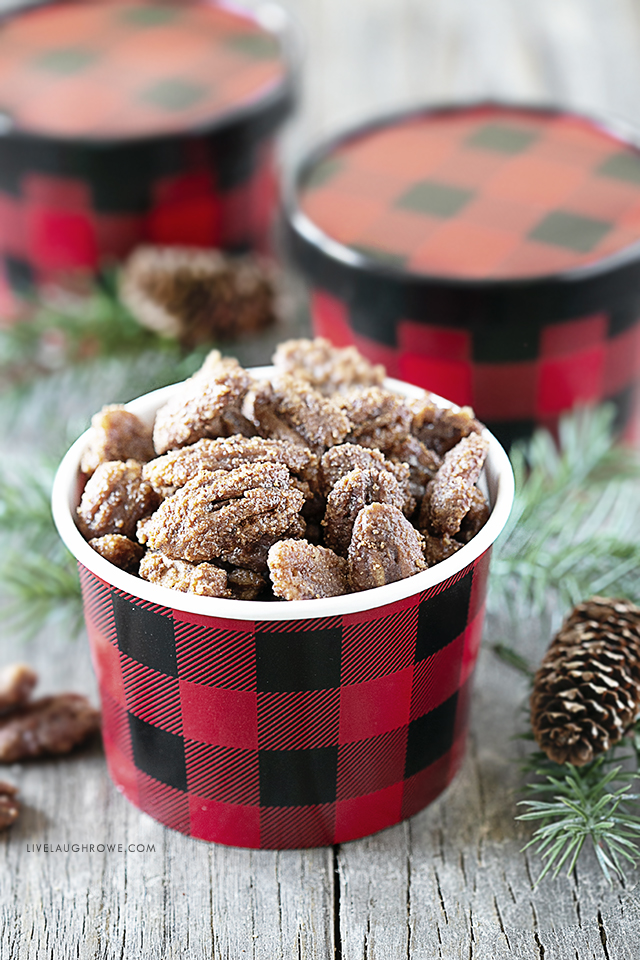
298 104 640 280
0 0 290 140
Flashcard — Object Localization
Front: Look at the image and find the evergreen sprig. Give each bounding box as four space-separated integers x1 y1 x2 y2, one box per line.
488 405 640 619
517 735 640 885
0 272 167 387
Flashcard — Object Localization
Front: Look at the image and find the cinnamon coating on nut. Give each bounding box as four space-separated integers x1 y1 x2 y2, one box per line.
0 663 37 714
139 463 305 567
319 443 411 507
153 354 255 455
144 435 318 497
139 553 232 597
322 467 406 557
348 503 427 592
338 387 413 451
89 534 145 571
80 405 155 476
0 694 100 762
456 487 490 544
77 460 160 540
410 396 481 456
385 436 442 504
248 375 350 454
421 433 490 537
268 539 348 600
272 337 385 395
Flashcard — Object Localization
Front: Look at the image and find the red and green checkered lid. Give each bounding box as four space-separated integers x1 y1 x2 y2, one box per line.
297 104 640 280
0 0 291 140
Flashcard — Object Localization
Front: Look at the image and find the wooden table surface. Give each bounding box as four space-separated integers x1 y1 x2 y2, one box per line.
2 0 640 957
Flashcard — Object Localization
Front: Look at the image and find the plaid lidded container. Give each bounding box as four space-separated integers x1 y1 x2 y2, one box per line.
52 368 514 849
0 0 296 310
285 102 640 448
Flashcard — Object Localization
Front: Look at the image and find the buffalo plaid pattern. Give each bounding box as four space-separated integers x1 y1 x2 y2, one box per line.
0 0 291 307
299 105 640 279
0 135 279 302
310 287 640 447
0 0 287 139
79 549 491 848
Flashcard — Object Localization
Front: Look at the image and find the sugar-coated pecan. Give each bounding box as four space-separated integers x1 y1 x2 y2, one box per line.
410 397 481 456
139 553 232 597
268 539 348 600
80 405 155 476
421 433 490 536
247 375 351 454
144 435 318 497
322 467 406 557
272 337 385 395
77 459 160 540
422 532 462 567
139 463 305 566
0 694 100 762
339 387 413 451
89 534 144 571
0 664 37 714
153 354 255 455
456 486 490 543
348 503 427 592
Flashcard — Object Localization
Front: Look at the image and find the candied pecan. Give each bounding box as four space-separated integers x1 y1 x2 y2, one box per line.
0 780 19 830
268 539 348 600
421 433 490 536
319 443 411 507
226 567 267 600
0 664 37 714
411 396 481 456
247 375 350 454
456 487 490 543
77 460 160 540
422 533 462 567
140 463 305 566
144 435 318 497
139 553 232 597
89 534 144 571
153 356 255 455
348 503 427 592
120 248 276 348
338 387 413 451
0 694 100 762
385 436 442 504
272 337 385 395
223 513 307 573
80 405 155 476
322 467 406 556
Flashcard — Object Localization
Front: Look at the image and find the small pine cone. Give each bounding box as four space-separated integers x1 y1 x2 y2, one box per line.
530 597 640 765
120 245 278 349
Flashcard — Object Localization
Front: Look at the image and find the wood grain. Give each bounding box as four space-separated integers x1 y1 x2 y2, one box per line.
2 0 640 956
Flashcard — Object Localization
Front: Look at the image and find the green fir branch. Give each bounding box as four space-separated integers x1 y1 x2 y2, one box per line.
517 744 640 886
0 272 168 386
489 404 640 622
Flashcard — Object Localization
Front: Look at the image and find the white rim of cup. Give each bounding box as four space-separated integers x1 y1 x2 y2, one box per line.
52 368 515 622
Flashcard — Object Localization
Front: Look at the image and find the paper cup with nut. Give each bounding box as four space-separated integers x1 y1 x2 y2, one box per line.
52 339 514 848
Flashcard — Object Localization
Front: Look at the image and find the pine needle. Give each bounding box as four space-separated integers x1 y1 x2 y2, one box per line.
489 404 640 623
517 749 640 886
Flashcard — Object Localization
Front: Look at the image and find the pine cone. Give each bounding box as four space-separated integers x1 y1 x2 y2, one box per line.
120 245 278 349
530 597 640 765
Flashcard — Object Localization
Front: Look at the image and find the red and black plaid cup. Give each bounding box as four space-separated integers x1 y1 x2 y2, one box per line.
284 102 640 448
0 0 296 311
52 368 514 849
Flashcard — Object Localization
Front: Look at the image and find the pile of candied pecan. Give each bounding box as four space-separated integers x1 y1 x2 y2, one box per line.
0 663 101 830
76 338 490 601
